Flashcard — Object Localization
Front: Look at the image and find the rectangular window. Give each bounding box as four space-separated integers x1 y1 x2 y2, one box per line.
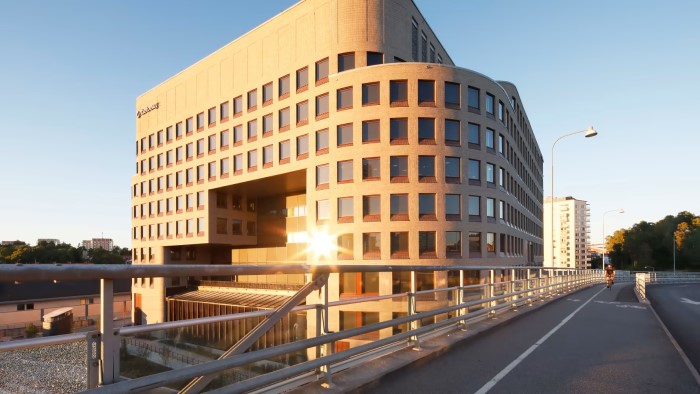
338 52 355 72
220 102 229 120
338 196 354 221
296 67 308 91
418 155 435 180
486 163 495 184
232 219 242 235
316 58 329 83
418 117 435 143
247 119 257 140
362 157 380 180
263 145 273 166
279 140 290 162
468 87 480 110
485 93 495 115
317 199 329 221
363 195 380 221
445 82 460 108
316 128 329 152
262 82 273 104
220 130 229 149
208 161 216 178
499 101 505 122
498 134 505 155
296 100 309 125
234 154 243 172
337 87 353 110
445 119 460 145
176 122 183 138
470 232 482 255
445 194 461 220
486 128 495 149
468 123 480 145
247 198 256 212
419 231 436 257
468 159 480 180
233 125 243 144
247 89 257 110
315 94 329 119
390 80 408 106
196 139 204 156
279 75 290 98
196 165 205 182
297 134 309 157
486 198 495 218
446 231 461 257
247 150 257 169
391 194 408 221
279 107 290 130
157 130 163 145
367 51 383 66
391 232 409 258
390 156 408 181
337 160 353 182
445 156 460 181
233 96 243 116
411 19 419 61
208 107 216 125
263 113 273 134
363 233 381 258
419 193 436 219
417 79 435 105
316 164 329 187
390 118 408 143
499 201 505 220
468 195 480 216
487 233 496 253
166 126 173 142
232 195 242 210
220 158 229 176
186 143 193 159
196 112 205 130
337 233 354 259
362 82 380 106
421 31 427 62
208 134 216 151
362 120 380 143
337 123 353 146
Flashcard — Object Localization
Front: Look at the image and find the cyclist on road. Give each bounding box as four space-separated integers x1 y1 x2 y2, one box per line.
605 264 615 288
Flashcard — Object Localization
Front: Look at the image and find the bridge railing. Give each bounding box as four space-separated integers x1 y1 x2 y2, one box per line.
0 264 600 393
634 272 700 300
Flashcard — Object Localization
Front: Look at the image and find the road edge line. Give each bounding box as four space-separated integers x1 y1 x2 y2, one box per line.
647 300 700 387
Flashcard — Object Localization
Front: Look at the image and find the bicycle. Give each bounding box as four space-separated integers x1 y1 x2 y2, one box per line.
606 276 614 289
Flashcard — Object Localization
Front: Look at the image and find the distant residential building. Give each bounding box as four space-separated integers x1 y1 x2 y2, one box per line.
1 241 23 246
37 239 60 245
82 238 114 251
544 197 591 269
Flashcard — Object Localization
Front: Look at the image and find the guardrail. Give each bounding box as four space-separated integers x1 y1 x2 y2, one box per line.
0 264 602 393
635 272 700 301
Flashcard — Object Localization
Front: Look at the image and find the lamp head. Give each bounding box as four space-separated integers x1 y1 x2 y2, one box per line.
584 126 598 138
619 209 624 213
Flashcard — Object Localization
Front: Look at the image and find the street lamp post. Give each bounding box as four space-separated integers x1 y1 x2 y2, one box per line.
550 127 597 267
602 208 624 270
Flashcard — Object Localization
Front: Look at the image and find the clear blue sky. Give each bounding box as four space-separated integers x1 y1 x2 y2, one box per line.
0 0 698 248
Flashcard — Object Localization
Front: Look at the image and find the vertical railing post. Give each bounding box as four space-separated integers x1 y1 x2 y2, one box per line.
99 278 118 385
458 269 466 330
408 271 420 348
526 268 533 305
489 270 496 317
315 305 323 362
86 331 101 389
319 280 333 386
510 268 517 307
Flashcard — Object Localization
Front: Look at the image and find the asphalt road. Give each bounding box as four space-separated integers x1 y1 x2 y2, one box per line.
647 284 700 374
362 283 700 394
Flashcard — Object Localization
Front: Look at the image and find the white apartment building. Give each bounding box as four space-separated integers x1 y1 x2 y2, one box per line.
544 196 590 269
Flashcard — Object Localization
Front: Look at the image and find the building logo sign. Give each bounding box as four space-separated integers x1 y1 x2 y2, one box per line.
137 102 159 118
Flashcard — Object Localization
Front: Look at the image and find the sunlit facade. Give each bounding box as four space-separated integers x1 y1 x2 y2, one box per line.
131 0 544 342
544 196 591 269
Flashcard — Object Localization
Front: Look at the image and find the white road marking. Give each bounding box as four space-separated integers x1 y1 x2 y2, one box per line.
594 300 620 305
680 297 700 305
566 298 580 302
474 287 606 394
615 305 646 310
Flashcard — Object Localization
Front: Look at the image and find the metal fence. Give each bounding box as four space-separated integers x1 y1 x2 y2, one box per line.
0 264 603 393
635 271 700 301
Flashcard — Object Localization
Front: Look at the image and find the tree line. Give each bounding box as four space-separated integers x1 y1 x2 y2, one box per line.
0 241 131 264
606 211 700 271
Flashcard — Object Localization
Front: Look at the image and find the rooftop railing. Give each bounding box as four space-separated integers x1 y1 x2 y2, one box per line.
0 264 603 393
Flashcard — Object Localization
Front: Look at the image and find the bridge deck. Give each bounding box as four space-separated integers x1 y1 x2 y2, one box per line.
306 283 700 393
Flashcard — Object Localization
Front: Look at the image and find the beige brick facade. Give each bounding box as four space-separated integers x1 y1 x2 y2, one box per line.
132 0 543 324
